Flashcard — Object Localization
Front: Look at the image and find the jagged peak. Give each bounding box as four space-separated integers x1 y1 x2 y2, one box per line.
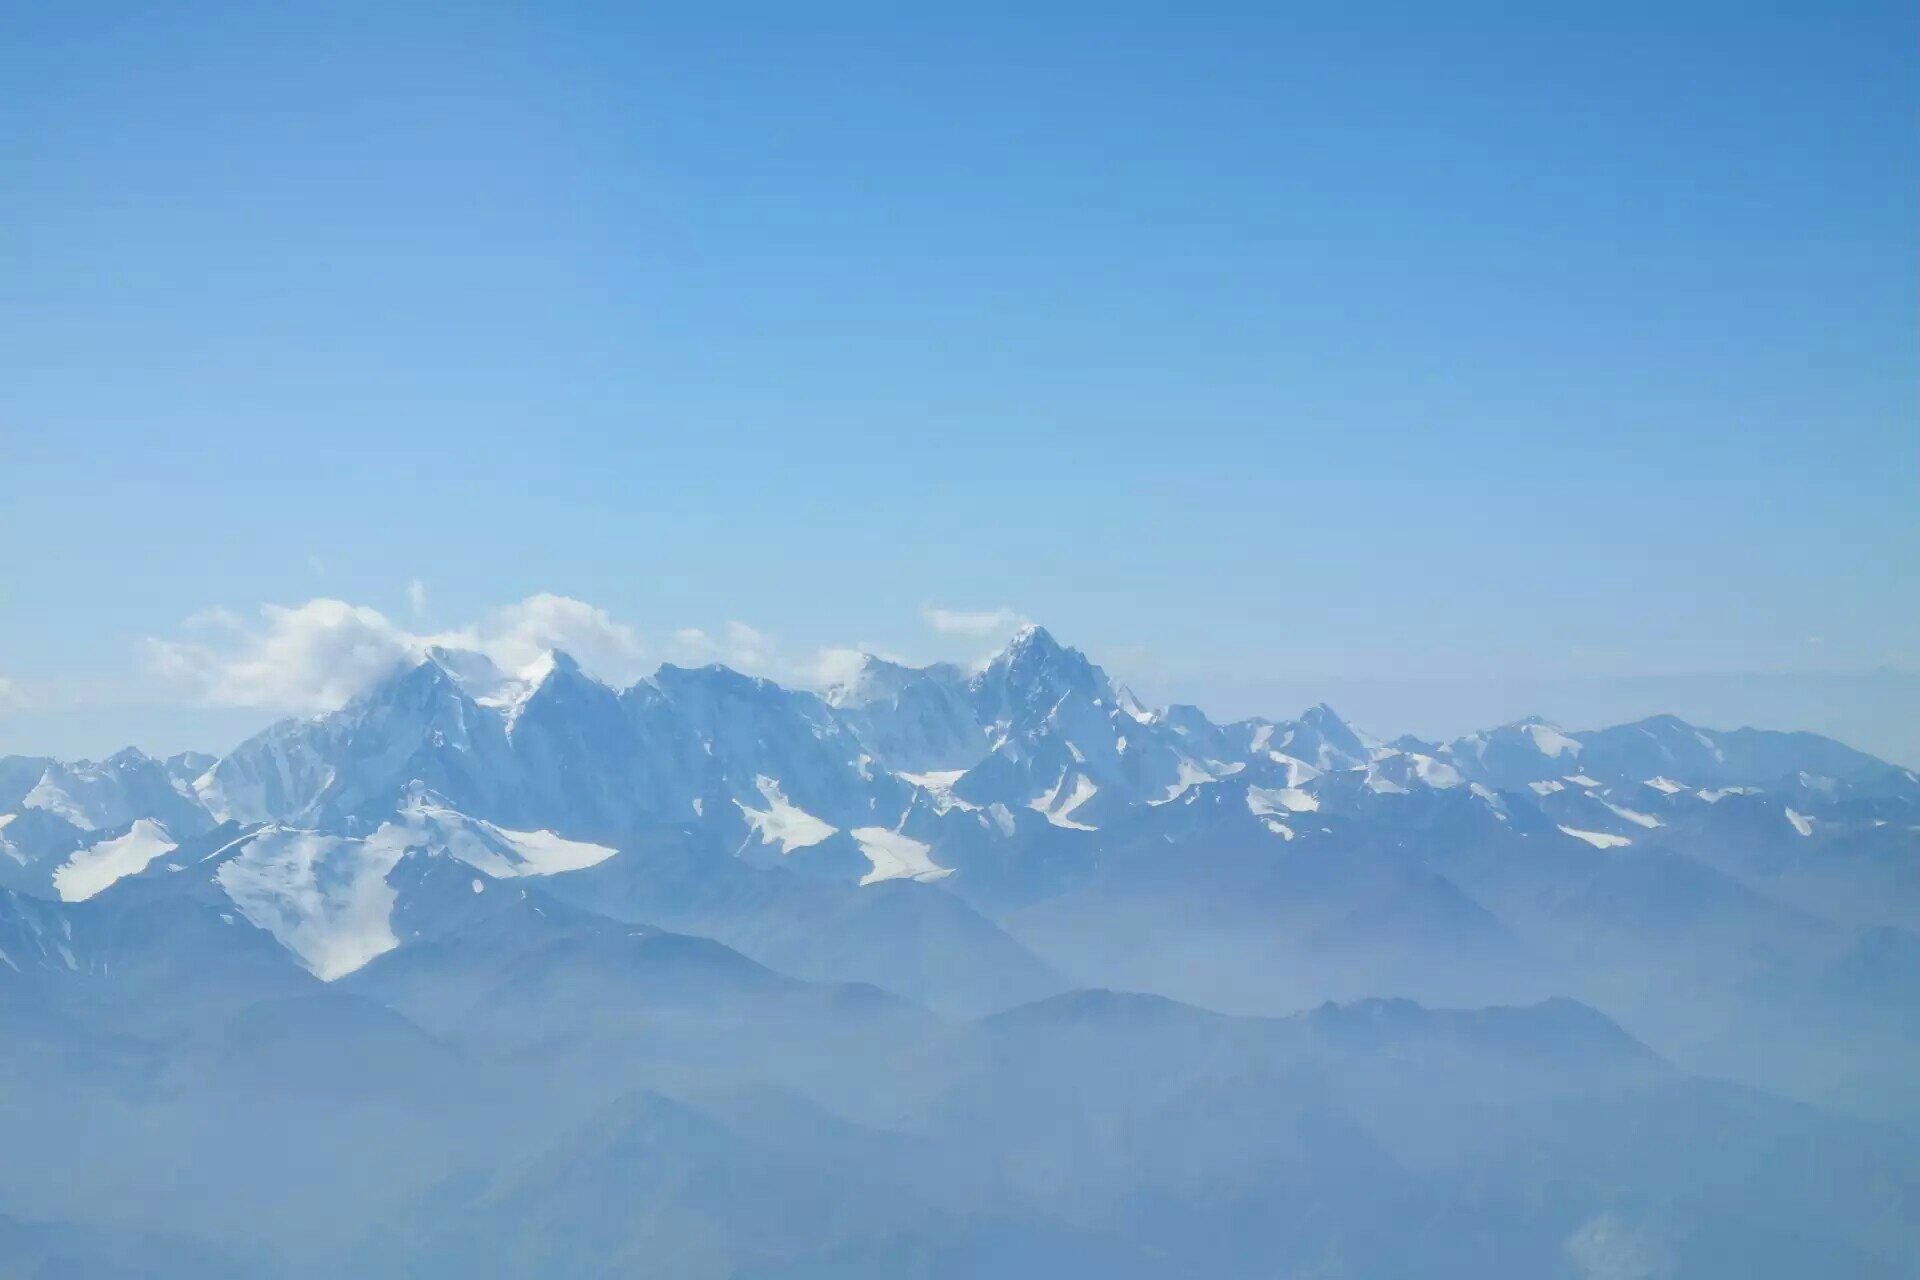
332 650 484 718
975 624 1109 711
1299 703 1367 745
1114 684 1159 724
416 645 607 711
987 623 1098 679
501 650 618 738
1001 622 1059 658
102 745 158 769
518 648 584 684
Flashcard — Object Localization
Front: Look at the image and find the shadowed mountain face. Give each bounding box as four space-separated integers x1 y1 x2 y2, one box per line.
2 626 1917 1276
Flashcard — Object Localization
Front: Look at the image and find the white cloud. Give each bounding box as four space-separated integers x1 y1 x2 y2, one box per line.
667 623 881 692
806 647 871 690
407 579 428 618
0 675 24 712
143 596 919 715
144 600 416 713
451 594 647 683
922 604 1028 637
665 622 785 675
143 594 649 712
723 621 775 670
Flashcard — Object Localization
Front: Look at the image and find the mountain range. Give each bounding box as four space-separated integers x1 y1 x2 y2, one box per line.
3 624 1917 1276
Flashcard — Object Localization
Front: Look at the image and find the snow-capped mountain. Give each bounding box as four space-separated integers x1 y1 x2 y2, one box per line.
5 624 1917 998
6 624 1920 1278
0 747 213 838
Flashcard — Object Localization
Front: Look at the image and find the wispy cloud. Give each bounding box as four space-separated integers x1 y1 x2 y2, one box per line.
142 594 649 712
142 597 881 713
0 675 24 712
667 621 861 687
921 604 1028 637
408 579 428 618
143 599 415 712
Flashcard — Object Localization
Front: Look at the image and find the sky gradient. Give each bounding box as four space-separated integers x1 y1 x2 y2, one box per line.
2 2 1915 762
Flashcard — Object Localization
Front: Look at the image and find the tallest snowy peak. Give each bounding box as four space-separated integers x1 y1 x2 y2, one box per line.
972 624 1112 732
984 624 1100 684
987 624 1090 681
1003 622 1059 656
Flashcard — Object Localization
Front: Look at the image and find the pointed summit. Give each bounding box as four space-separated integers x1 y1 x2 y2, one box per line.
986 624 1091 684
519 648 583 685
969 624 1120 756
979 624 1101 698
1264 703 1371 771
1001 622 1060 659
1301 703 1369 753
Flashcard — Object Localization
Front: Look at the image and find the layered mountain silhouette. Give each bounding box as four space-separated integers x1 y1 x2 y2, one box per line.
2 626 1917 1276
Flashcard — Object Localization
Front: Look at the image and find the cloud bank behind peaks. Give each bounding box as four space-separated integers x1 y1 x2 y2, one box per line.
138 595 905 715
142 595 649 712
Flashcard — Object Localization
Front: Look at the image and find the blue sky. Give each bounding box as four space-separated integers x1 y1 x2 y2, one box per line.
2 1 1915 762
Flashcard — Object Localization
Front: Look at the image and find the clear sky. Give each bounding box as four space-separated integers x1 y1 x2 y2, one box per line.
3 1 1915 763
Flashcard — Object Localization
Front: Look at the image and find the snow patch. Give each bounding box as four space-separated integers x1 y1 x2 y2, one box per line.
21 776 97 830
1525 723 1583 757
213 797 617 979
1151 759 1217 806
1602 802 1664 829
1785 808 1813 837
1030 772 1099 829
1559 826 1633 849
470 824 619 876
1246 786 1319 816
1265 754 1322 786
1470 783 1509 820
734 776 838 853
215 829 404 980
850 827 952 885
390 792 618 877
53 820 177 902
900 770 978 813
1408 754 1465 788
